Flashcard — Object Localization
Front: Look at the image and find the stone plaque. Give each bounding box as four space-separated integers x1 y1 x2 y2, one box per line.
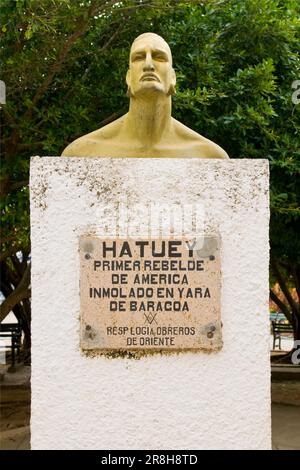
80 236 222 351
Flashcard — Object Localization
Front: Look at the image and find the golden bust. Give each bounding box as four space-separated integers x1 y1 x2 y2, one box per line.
62 33 229 159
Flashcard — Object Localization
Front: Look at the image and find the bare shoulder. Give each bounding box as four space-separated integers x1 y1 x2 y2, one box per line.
61 115 125 157
195 138 229 159
61 135 96 157
172 118 229 159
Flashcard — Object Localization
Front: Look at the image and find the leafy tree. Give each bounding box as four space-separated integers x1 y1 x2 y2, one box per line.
1 0 299 360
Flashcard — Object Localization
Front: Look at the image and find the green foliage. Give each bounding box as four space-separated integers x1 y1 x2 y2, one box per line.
0 0 299 288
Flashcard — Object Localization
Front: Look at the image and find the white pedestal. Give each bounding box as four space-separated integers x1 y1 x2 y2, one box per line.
30 157 270 449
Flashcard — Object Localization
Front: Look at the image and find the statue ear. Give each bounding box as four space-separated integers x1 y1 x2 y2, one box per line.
168 68 176 96
126 70 132 97
171 68 176 88
126 69 131 87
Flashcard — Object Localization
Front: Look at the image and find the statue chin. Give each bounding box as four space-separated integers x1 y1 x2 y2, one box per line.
127 83 175 98
128 83 167 99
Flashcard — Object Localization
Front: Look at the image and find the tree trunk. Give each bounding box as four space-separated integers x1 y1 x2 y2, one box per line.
0 263 31 322
270 258 300 348
21 299 31 364
0 258 31 362
292 313 300 342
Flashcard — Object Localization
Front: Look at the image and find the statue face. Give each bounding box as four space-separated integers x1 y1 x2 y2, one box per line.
127 34 176 98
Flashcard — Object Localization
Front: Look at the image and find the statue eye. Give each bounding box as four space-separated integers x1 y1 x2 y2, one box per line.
132 54 144 62
153 52 168 62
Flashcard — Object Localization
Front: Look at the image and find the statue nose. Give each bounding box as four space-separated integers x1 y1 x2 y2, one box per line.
143 53 155 71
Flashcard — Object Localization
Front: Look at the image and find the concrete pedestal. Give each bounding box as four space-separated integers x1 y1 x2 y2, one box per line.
30 157 270 449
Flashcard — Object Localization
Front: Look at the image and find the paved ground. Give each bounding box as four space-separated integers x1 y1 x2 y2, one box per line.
1 364 300 450
0 364 30 450
272 380 300 406
0 425 30 450
272 404 300 450
0 387 30 450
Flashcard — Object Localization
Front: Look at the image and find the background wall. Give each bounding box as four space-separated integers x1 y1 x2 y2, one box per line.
30 157 270 450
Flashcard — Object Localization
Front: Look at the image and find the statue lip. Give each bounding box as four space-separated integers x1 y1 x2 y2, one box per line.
140 73 160 82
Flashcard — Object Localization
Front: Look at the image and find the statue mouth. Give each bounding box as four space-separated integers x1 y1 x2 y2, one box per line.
140 73 160 82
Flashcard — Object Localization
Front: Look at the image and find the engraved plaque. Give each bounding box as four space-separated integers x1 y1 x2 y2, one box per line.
80 236 222 351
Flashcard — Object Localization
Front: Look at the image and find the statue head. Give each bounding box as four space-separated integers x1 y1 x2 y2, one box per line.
126 32 176 99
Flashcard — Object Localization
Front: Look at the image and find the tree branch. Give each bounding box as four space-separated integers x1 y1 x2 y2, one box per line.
0 260 20 290
22 0 117 122
292 266 300 302
2 107 16 127
271 259 299 314
17 143 44 151
58 22 125 109
0 263 31 323
0 234 18 244
270 289 293 324
0 245 22 262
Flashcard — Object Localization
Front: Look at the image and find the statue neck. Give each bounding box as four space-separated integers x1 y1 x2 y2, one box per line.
125 95 172 148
